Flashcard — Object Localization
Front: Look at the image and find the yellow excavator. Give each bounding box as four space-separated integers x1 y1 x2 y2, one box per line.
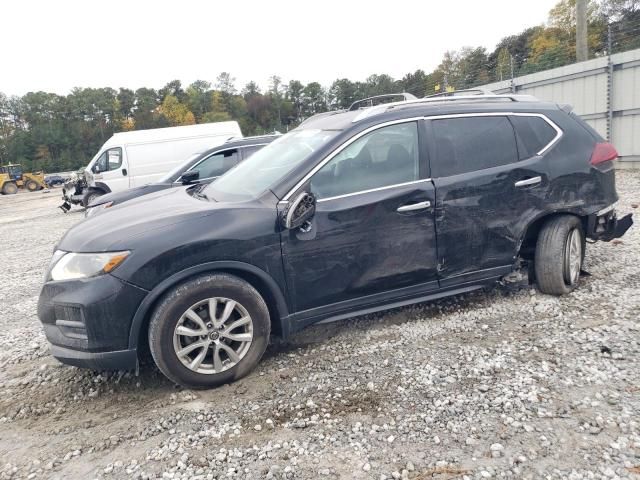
0 164 47 194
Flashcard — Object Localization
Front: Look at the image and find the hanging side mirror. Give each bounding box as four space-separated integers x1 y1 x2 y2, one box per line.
281 192 316 230
181 170 200 185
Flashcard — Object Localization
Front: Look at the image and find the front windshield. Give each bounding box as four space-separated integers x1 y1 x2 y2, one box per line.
204 129 339 201
158 152 202 183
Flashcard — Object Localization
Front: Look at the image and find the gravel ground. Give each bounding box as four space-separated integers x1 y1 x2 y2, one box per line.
0 175 638 480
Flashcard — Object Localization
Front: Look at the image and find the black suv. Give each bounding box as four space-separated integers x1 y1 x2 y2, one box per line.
38 93 633 388
85 135 278 216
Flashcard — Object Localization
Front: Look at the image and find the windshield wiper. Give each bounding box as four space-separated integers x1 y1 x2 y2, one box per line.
189 184 209 201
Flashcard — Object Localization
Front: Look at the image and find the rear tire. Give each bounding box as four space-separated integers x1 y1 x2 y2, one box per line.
534 215 585 295
148 273 270 389
2 182 18 195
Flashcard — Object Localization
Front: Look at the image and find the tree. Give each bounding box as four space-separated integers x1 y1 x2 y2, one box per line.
216 73 236 96
242 81 261 99
301 82 326 117
399 70 427 98
158 95 195 126
186 80 212 122
202 92 231 123
328 78 360 108
159 80 186 103
134 88 161 130
285 80 304 123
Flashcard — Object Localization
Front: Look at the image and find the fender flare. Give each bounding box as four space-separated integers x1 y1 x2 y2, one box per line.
516 208 588 254
127 261 290 349
94 182 112 194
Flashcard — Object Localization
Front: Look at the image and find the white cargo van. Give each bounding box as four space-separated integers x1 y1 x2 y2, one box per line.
84 121 242 198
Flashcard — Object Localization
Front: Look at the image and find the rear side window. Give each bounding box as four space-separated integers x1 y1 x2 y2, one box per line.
431 116 518 177
510 115 557 159
241 145 264 159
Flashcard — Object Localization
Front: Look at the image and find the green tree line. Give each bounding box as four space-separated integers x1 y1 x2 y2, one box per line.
0 0 637 173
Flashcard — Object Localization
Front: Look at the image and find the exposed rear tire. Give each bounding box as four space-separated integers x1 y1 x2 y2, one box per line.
534 215 585 295
2 182 18 195
148 273 270 389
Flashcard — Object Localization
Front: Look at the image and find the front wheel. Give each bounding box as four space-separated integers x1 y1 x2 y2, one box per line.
25 180 39 191
535 215 585 295
148 274 271 388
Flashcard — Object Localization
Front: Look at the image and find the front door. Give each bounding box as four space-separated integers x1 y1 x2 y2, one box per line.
280 121 439 318
92 147 129 192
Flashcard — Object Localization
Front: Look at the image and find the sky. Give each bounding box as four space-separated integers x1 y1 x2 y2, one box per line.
2 0 558 96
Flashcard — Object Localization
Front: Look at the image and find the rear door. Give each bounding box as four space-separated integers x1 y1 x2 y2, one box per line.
280 120 440 317
428 113 557 286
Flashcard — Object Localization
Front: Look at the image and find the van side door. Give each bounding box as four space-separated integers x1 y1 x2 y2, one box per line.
428 114 554 286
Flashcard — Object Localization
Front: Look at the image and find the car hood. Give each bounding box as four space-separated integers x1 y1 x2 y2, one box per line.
89 183 174 209
58 187 218 252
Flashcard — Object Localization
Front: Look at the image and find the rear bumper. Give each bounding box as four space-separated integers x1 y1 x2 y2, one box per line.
50 344 138 370
587 207 633 241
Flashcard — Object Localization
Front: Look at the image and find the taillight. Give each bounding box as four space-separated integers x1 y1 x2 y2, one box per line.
590 142 618 166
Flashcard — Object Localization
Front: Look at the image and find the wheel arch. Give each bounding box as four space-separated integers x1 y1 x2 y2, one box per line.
128 261 290 352
94 182 112 194
517 210 588 260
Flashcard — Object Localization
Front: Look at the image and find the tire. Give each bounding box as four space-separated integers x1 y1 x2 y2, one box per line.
148 273 271 389
25 180 38 191
82 190 103 208
2 182 18 195
534 215 585 295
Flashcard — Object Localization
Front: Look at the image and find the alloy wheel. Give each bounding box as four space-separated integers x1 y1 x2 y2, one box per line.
172 297 253 374
564 228 582 285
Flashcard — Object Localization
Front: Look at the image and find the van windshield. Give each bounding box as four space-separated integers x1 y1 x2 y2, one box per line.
204 129 339 201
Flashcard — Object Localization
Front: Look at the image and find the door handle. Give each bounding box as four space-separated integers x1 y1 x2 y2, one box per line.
514 176 541 188
397 200 431 212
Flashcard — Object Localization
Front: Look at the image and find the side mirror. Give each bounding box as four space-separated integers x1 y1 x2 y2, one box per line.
282 192 316 230
181 170 200 185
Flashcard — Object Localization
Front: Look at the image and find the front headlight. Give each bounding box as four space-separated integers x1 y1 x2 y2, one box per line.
49 250 130 281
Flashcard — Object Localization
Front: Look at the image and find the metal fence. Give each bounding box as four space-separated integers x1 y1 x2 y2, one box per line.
478 47 640 168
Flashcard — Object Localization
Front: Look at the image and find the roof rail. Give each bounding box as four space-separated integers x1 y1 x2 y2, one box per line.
348 93 417 111
351 92 540 122
424 88 495 98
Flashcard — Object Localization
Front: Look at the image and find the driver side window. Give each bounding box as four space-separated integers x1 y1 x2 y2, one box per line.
310 122 419 199
93 147 122 173
191 149 238 179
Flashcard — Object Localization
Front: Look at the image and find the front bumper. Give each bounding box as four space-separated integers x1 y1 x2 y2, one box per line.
50 345 138 370
38 274 148 370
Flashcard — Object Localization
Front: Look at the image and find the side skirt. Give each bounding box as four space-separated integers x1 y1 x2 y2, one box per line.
282 281 496 337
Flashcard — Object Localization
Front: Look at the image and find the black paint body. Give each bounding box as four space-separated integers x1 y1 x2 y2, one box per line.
38 100 628 369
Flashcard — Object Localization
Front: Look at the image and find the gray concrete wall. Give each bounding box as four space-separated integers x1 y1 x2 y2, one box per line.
480 48 640 167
